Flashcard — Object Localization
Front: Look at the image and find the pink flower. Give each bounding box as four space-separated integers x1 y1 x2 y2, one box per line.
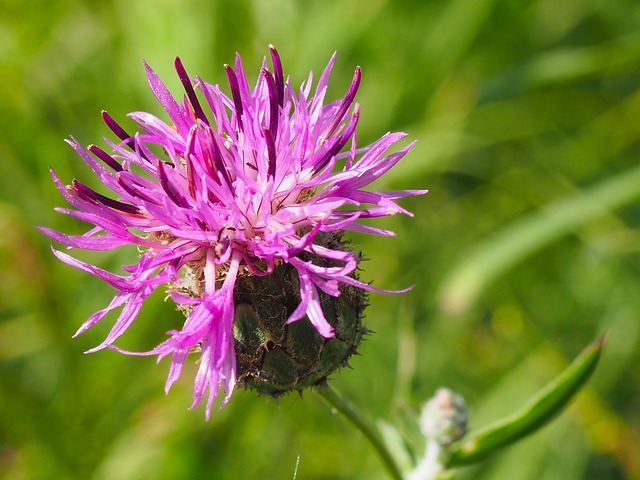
40 46 426 418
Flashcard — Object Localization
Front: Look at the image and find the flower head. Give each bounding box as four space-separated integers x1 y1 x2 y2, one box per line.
41 46 426 418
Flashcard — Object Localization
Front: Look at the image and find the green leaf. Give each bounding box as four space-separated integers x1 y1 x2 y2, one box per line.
446 337 605 467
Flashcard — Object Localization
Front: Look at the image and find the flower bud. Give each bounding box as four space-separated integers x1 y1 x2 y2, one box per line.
420 388 468 445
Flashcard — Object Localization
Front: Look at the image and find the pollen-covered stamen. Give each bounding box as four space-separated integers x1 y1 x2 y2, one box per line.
321 66 361 142
70 179 141 214
261 69 279 138
175 57 210 126
224 65 244 131
263 127 277 180
312 104 360 174
89 145 123 172
268 45 284 108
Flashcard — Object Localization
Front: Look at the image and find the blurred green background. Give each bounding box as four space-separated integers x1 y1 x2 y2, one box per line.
2 0 640 478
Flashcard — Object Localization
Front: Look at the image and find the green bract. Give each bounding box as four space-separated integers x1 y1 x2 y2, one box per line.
233 232 367 396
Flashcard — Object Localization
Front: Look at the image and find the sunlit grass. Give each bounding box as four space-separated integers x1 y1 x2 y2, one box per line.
2 1 639 478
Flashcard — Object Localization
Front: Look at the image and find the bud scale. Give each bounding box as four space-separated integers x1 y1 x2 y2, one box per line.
233 233 367 396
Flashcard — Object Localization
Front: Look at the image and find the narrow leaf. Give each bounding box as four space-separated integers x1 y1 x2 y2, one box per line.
447 336 605 466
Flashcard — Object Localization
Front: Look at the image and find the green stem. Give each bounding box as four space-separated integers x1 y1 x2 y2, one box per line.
315 384 404 480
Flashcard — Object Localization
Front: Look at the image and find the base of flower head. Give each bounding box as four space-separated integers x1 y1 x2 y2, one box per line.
232 232 368 397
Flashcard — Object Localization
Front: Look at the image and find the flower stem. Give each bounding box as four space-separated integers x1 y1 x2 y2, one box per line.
315 384 404 480
409 439 445 480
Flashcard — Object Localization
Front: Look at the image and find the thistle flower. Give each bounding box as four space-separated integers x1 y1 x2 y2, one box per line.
40 46 426 418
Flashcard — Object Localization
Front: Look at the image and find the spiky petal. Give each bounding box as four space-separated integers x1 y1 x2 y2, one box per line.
41 46 426 418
